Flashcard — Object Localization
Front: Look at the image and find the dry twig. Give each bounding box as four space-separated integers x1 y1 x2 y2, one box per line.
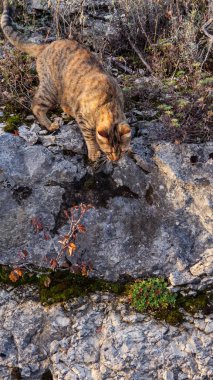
201 18 213 69
111 57 135 74
126 35 153 74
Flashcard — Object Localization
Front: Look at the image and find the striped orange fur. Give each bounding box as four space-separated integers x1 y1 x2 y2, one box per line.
1 0 131 161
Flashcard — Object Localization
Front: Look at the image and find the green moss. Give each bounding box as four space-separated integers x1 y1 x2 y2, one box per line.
39 272 124 305
178 292 210 315
157 104 173 112
0 266 9 283
176 99 190 109
0 265 124 304
151 289 211 325
0 105 23 132
3 115 22 132
198 77 213 86
171 118 180 128
154 308 183 326
175 70 186 78
0 265 212 326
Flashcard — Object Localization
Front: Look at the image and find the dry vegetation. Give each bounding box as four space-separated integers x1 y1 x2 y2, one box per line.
0 0 212 140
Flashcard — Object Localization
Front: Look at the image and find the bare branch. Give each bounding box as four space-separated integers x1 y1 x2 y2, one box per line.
111 57 135 74
202 18 213 40
126 35 153 75
201 18 213 69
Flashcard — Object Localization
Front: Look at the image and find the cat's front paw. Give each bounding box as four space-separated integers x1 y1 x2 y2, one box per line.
88 150 101 161
48 117 63 132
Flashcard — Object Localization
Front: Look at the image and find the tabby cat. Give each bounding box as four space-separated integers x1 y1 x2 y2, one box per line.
1 0 131 161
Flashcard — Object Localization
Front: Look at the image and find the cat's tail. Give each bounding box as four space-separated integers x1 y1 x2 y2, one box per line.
1 0 46 57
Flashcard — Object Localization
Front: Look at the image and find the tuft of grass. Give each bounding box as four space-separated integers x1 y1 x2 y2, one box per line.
128 277 176 312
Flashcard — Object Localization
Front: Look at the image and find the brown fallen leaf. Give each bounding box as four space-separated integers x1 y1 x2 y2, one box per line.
78 224 86 233
50 259 58 270
81 263 88 277
9 268 23 283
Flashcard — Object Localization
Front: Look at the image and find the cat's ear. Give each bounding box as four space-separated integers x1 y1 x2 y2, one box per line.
97 128 109 141
118 123 131 139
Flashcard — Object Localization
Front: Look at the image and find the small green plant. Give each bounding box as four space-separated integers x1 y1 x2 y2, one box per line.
129 278 176 312
157 104 173 112
3 114 22 132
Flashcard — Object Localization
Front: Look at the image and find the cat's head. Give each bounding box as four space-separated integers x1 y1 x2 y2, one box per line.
96 123 131 161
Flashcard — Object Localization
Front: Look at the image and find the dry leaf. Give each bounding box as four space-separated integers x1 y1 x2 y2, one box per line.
64 210 69 219
69 242 76 250
50 259 58 270
174 139 181 145
81 263 88 277
43 231 50 241
78 224 86 233
9 268 23 283
61 261 71 269
67 242 77 256
31 217 43 233
58 235 69 246
22 249 28 257
9 271 19 283
14 268 23 277
70 265 81 274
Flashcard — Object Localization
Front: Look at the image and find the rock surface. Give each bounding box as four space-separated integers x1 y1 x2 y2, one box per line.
27 0 119 48
0 123 212 287
1 3 212 378
0 286 212 380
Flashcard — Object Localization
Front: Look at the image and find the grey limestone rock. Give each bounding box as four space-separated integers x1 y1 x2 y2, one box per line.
0 130 212 286
18 125 38 145
0 287 212 380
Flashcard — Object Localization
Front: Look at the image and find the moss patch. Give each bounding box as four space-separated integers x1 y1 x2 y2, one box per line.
177 292 212 315
0 265 124 305
0 265 212 325
39 271 124 305
154 308 184 326
152 292 213 325
0 104 26 133
3 115 22 132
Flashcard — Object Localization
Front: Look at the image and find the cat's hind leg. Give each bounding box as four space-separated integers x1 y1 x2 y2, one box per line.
32 86 59 132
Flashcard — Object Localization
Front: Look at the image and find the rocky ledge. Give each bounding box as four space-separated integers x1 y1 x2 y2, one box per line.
0 121 212 286
0 285 213 380
0 119 212 379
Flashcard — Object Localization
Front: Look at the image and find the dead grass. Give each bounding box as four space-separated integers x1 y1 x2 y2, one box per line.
0 0 212 142
0 46 38 111
115 0 212 74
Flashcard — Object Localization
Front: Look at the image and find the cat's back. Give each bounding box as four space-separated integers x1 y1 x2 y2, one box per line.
36 38 123 116
37 39 104 76
36 39 109 91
